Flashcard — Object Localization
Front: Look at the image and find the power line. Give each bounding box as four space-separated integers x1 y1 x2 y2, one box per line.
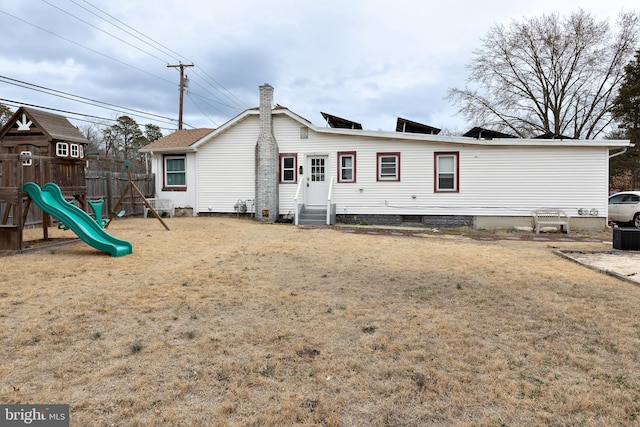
0 75 177 124
41 0 170 64
187 91 240 117
77 0 187 64
0 98 188 132
191 68 250 110
75 0 250 111
1 3 251 129
0 9 174 86
186 93 219 128
185 76 245 111
75 0 249 111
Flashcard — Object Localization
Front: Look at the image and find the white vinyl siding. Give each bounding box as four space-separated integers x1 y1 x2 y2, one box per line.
147 110 614 220
196 116 259 213
276 117 610 218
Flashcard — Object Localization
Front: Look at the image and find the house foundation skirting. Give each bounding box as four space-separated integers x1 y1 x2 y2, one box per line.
336 214 473 228
194 212 606 231
336 214 607 231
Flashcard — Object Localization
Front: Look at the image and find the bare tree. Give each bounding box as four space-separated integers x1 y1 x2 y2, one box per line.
448 10 640 139
79 123 103 156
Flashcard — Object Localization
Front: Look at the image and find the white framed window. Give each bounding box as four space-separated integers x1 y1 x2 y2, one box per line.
164 155 186 189
338 151 356 183
70 144 79 158
279 153 297 183
377 152 400 181
435 152 459 192
79 144 84 158
20 151 32 166
56 142 68 157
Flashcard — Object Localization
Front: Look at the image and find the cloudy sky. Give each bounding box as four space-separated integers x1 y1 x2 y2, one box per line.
0 0 638 136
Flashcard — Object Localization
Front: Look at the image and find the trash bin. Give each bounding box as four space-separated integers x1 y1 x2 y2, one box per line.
613 227 640 250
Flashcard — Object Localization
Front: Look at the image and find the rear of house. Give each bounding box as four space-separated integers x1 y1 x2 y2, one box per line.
140 84 629 231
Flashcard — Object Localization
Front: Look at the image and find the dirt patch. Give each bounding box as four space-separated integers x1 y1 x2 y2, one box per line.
330 223 612 243
1 217 639 426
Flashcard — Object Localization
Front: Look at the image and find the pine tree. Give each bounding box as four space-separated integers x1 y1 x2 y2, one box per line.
611 50 640 189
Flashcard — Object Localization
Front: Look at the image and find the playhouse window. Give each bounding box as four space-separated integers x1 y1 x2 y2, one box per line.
279 153 297 183
164 156 186 188
70 144 79 158
56 142 69 157
338 151 356 183
435 152 459 192
377 152 400 181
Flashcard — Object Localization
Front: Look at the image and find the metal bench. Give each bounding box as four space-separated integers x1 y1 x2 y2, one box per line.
532 209 570 234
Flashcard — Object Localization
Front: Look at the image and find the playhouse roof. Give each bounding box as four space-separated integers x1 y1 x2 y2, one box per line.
0 107 88 144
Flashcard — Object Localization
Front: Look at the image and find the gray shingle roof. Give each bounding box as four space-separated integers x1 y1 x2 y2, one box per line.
143 128 214 150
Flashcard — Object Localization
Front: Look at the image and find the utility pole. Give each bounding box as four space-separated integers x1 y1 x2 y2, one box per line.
167 62 194 130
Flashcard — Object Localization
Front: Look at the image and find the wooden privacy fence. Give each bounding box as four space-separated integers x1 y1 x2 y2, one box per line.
0 152 155 228
84 169 155 223
2 172 155 227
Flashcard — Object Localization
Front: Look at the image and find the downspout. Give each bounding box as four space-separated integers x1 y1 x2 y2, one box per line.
193 148 198 216
149 151 157 197
609 146 629 159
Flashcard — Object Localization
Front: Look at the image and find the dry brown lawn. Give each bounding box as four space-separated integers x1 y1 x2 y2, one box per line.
1 217 639 426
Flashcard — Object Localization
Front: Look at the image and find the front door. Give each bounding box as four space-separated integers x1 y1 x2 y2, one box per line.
306 155 329 206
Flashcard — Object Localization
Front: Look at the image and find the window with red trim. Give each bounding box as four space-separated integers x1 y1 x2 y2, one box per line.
279 153 297 183
338 151 356 183
435 152 459 192
163 155 187 191
377 152 400 181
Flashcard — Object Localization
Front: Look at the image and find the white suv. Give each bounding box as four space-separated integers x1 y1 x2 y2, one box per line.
609 191 640 227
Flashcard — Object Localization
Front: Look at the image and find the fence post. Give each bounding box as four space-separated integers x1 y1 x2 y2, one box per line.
106 170 112 216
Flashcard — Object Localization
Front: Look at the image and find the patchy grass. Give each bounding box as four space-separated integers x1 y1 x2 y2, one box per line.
1 217 639 426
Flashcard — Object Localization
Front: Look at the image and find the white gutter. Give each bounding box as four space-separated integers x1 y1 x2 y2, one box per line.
609 146 631 158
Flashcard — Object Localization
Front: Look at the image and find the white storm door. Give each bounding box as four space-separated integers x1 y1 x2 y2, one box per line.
306 155 329 206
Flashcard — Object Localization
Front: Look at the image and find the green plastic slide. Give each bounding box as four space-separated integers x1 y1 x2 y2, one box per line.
23 182 133 257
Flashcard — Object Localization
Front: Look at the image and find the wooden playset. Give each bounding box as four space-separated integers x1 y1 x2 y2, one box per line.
0 107 89 251
0 107 166 254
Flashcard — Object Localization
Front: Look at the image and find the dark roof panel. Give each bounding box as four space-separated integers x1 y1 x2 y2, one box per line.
534 132 575 140
463 127 517 139
396 117 441 135
320 112 362 130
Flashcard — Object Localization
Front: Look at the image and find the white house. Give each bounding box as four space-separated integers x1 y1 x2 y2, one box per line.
140 84 630 231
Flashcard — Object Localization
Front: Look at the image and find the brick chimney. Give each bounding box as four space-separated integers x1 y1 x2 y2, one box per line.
255 84 279 221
